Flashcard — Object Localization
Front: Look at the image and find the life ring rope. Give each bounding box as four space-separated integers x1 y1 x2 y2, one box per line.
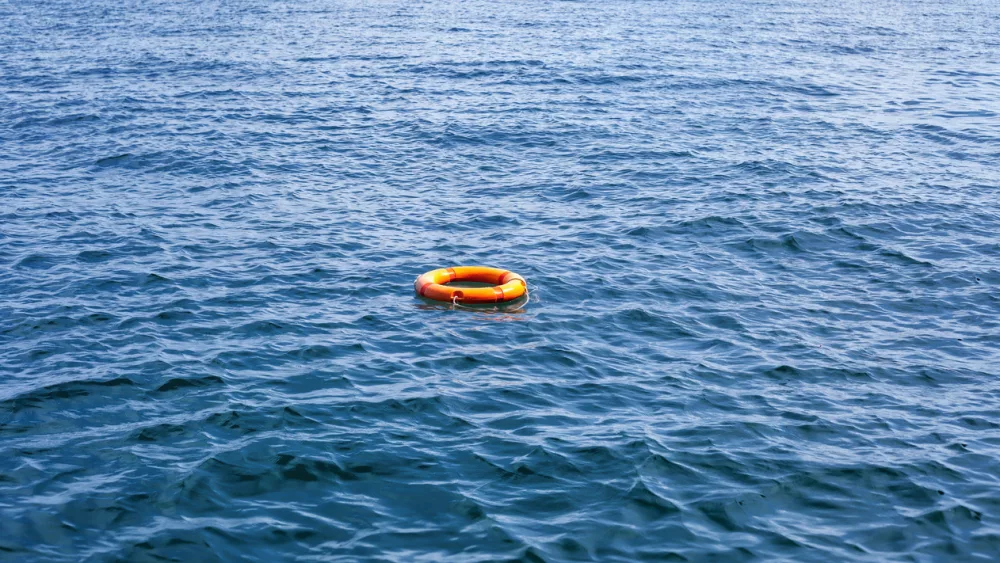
448 285 529 310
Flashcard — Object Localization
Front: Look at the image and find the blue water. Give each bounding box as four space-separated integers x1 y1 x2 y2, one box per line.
3 0 1000 560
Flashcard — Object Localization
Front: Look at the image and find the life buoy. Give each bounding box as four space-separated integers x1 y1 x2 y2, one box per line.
415 266 527 304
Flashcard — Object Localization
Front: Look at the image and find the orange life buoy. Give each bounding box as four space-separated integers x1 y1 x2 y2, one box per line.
414 266 527 304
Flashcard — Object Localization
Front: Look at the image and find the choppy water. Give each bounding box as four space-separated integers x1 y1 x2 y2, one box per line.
3 0 1000 560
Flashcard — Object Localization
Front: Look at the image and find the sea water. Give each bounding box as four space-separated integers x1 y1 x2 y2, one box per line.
2 0 999 560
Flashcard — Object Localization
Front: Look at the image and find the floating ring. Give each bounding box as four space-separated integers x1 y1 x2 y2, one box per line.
415 266 527 304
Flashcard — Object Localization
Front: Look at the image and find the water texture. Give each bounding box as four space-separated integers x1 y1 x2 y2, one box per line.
2 0 1000 560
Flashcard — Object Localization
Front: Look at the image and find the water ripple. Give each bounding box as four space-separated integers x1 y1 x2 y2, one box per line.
2 0 1000 560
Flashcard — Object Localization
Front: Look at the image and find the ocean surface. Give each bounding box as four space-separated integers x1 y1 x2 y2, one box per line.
2 0 1000 560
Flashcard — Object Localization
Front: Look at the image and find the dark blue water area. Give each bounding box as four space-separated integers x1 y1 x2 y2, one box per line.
2 0 1000 560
